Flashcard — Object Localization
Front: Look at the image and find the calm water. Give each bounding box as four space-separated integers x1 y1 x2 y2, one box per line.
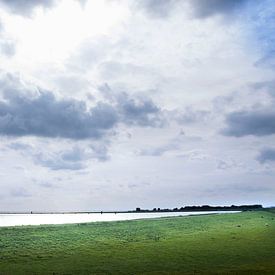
0 211 239 227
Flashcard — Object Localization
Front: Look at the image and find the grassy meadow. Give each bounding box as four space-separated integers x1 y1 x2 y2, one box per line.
0 210 275 274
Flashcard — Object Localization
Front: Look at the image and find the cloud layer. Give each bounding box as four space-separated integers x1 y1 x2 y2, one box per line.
222 110 275 137
0 74 163 140
0 0 56 16
0 89 117 139
190 0 248 18
0 0 274 211
257 148 275 163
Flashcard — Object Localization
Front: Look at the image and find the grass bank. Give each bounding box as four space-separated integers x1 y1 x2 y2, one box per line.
0 210 275 274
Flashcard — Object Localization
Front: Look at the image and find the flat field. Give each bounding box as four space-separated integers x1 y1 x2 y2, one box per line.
0 210 274 274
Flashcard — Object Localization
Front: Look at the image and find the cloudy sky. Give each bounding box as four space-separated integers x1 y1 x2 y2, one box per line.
0 0 274 212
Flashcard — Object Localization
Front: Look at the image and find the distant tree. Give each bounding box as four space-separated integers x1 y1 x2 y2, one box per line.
136 207 141 212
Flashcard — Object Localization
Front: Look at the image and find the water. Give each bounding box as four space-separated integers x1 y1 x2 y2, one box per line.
0 211 239 227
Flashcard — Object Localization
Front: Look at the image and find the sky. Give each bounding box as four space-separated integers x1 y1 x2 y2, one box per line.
0 0 274 212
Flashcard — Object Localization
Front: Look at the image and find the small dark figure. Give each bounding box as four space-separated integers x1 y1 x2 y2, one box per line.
101 211 103 214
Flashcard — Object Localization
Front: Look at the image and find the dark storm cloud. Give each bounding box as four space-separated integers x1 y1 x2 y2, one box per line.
190 0 248 19
0 72 164 141
0 0 57 16
222 110 275 137
98 85 164 127
136 0 178 18
136 0 250 20
118 93 163 127
257 148 275 163
0 90 118 139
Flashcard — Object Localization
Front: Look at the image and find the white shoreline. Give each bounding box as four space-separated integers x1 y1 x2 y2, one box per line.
0 211 240 227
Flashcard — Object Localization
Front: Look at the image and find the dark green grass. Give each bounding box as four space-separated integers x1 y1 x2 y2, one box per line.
0 210 275 274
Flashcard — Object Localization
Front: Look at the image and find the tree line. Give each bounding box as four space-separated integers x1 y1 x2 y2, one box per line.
132 204 263 212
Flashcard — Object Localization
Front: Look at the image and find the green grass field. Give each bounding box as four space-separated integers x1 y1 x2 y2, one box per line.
0 210 275 274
